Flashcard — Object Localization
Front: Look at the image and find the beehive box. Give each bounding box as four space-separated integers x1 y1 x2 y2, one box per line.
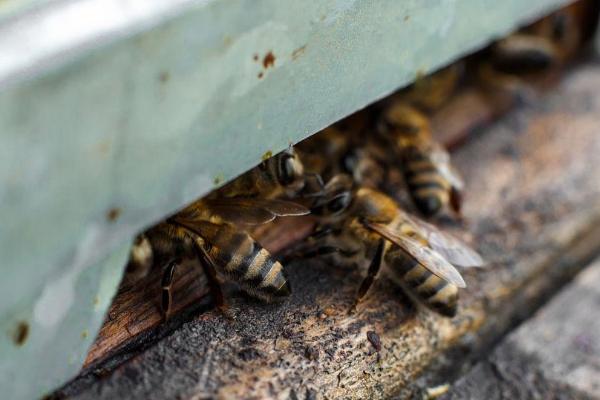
0 0 592 399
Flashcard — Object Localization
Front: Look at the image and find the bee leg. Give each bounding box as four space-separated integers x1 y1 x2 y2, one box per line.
447 186 472 228
302 172 326 197
194 244 232 318
306 172 325 189
450 186 463 216
161 259 180 320
350 239 385 314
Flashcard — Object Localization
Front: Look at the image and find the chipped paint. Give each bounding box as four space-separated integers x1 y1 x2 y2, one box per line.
33 225 106 329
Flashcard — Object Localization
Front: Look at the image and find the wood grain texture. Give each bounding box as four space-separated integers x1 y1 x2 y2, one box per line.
56 60 600 400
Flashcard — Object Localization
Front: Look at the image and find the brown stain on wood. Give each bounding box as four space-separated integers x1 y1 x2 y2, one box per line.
106 208 121 222
263 51 275 69
13 321 29 346
292 45 307 61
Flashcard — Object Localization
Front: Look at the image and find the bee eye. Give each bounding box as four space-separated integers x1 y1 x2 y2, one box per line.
342 150 358 173
278 154 298 185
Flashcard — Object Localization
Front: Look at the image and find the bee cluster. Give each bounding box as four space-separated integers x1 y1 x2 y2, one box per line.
126 4 587 320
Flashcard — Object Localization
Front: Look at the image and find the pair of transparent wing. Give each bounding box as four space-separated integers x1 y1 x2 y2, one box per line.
175 218 249 252
428 141 465 191
173 197 310 258
178 197 310 226
363 213 485 288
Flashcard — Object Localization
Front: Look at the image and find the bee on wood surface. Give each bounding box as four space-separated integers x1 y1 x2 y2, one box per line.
127 148 311 317
297 124 388 195
378 102 464 217
297 127 352 184
128 196 309 317
291 174 484 317
494 6 581 73
477 7 581 100
388 64 462 113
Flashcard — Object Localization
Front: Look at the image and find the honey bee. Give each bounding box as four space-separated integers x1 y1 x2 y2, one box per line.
213 146 306 200
300 174 484 317
378 102 464 217
297 109 393 197
477 7 581 100
527 6 582 63
128 196 309 317
297 127 351 185
391 64 462 113
492 6 581 73
488 34 559 75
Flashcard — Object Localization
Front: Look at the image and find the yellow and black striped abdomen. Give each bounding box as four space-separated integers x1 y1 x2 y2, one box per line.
385 246 458 317
204 223 290 302
402 149 450 216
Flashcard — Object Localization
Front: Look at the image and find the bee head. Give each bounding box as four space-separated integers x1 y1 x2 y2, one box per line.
310 174 354 222
275 147 305 195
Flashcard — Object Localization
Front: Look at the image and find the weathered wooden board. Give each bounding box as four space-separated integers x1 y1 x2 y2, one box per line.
58 62 600 399
444 257 600 400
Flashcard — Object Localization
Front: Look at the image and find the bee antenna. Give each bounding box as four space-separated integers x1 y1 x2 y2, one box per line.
300 190 326 199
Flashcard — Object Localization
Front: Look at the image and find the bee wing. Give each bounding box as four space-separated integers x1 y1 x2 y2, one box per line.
176 218 253 251
363 220 466 288
428 142 464 191
400 211 486 268
248 198 311 217
201 198 309 225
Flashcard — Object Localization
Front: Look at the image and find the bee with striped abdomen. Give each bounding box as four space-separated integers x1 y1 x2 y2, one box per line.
297 124 389 196
128 196 309 317
378 102 464 217
384 64 462 113
127 147 312 317
476 6 582 102
295 174 483 317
